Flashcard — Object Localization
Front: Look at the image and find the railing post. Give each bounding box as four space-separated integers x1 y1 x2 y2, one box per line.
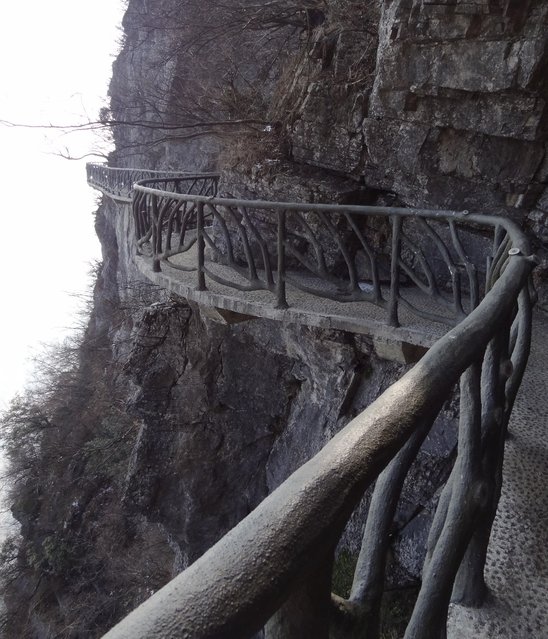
406 360 484 639
151 194 161 273
276 209 288 309
388 215 402 327
197 201 206 291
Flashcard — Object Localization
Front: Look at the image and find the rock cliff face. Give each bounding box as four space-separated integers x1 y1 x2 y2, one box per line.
286 2 548 210
3 1 547 637
95 193 456 592
108 0 548 294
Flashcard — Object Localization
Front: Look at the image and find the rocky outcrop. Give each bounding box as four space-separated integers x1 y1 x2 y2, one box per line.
97 190 456 581
3 2 547 637
281 0 548 298
288 1 548 211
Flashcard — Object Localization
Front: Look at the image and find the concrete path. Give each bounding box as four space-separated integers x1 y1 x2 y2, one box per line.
448 313 548 639
136 248 451 355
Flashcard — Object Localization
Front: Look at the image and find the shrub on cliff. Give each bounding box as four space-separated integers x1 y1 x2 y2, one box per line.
0 292 144 637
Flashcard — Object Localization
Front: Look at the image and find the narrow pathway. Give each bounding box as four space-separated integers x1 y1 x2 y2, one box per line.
145 245 548 637
448 313 548 638
136 249 449 352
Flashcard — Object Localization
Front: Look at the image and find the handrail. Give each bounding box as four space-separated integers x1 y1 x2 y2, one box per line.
131 175 528 329
87 163 537 639
86 162 220 202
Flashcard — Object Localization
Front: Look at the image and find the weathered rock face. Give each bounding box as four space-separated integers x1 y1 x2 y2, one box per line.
288 1 548 211
4 1 547 637
365 1 547 214
108 0 298 172
98 188 447 573
275 0 548 298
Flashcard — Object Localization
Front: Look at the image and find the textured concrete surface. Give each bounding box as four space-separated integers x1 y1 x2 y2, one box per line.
136 247 452 351
448 313 548 639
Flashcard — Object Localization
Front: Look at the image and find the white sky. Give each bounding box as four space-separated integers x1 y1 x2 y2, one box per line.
0 1 126 410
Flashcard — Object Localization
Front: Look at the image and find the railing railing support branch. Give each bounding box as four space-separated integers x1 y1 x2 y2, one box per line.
151 194 161 273
405 359 485 639
388 216 402 328
197 201 206 291
276 209 288 310
349 415 435 639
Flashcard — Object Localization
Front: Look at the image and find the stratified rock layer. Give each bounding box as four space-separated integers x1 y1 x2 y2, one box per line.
4 1 548 637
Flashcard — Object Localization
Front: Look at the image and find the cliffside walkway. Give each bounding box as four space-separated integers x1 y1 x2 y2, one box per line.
87 163 541 639
87 164 527 354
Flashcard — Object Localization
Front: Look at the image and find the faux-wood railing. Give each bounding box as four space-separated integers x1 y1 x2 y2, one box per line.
88 163 537 639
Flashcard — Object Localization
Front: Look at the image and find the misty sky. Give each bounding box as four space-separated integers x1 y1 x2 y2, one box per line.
0 1 126 409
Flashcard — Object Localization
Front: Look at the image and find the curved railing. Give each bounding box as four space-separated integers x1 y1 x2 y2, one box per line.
86 163 219 202
87 163 537 639
133 178 526 331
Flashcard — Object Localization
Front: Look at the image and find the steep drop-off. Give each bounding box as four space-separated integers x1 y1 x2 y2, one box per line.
2 1 547 637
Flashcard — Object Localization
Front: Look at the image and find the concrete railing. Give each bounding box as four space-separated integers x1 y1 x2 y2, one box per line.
87 163 537 639
86 163 219 202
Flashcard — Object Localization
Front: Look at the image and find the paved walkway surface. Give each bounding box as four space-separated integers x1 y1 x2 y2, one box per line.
136 248 452 350
448 312 548 639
